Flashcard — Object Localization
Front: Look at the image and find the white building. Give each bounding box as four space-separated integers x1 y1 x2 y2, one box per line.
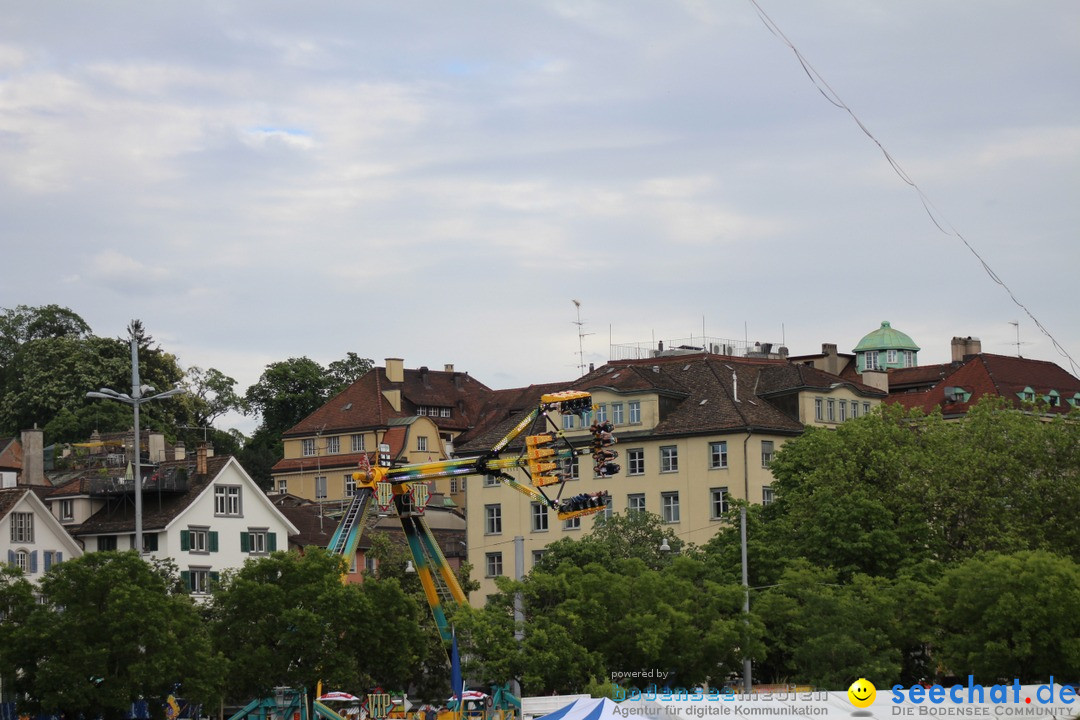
1 487 83 581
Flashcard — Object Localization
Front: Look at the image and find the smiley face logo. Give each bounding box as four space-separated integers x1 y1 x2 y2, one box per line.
848 678 876 708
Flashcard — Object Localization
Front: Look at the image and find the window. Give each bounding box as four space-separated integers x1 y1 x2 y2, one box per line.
762 486 775 505
485 504 502 534
711 487 730 519
627 493 646 513
851 402 860 419
709 441 728 469
611 403 624 425
627 449 644 475
863 402 871 415
344 473 356 497
485 552 503 577
662 492 680 523
567 455 579 480
351 434 365 453
483 474 500 487
450 479 458 494
214 486 241 516
136 533 159 552
562 414 575 430
761 441 774 468
563 516 581 530
595 404 607 423
326 436 340 454
43 550 63 572
10 512 33 543
827 399 836 422
887 349 898 364
60 499 74 522
242 529 274 554
838 400 847 422
903 351 914 367
13 549 29 573
302 438 316 456
314 476 327 500
182 527 214 554
440 407 451 418
183 568 217 595
97 535 117 551
277 478 288 494
815 397 823 421
417 436 428 452
865 352 879 371
629 401 641 424
532 550 546 566
660 446 678 473
365 555 378 573
531 503 549 532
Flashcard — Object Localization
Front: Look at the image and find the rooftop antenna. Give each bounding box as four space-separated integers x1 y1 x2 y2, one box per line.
572 300 593 376
1009 321 1029 357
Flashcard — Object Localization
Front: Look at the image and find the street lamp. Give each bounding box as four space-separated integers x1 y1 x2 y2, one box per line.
86 334 184 555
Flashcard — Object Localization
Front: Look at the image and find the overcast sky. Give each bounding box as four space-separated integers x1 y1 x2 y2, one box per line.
3 1 1078 434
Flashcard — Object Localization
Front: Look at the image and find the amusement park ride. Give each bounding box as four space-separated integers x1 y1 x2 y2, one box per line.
327 390 619 643
230 391 617 720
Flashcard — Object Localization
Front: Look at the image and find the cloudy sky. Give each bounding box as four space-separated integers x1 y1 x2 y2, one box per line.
3 1 1078 433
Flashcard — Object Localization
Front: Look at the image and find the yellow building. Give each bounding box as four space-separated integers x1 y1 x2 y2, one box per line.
271 358 494 509
457 352 885 602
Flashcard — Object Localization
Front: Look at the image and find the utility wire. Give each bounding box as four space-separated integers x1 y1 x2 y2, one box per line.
748 0 1079 375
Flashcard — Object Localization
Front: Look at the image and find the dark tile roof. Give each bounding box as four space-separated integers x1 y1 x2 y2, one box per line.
284 365 493 438
271 497 338 549
454 382 573 451
0 487 29 520
756 363 886 398
885 353 1080 416
272 451 372 474
72 455 231 536
457 354 820 453
886 363 954 392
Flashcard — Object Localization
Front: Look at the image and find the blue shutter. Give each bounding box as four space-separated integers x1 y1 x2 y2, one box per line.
44 551 52 572
29 551 38 574
7 549 14 566
56 551 63 564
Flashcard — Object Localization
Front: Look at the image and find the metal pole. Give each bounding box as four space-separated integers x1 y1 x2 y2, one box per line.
740 504 752 693
511 535 524 698
130 336 144 554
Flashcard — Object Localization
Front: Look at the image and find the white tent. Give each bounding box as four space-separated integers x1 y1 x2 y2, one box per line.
536 698 623 720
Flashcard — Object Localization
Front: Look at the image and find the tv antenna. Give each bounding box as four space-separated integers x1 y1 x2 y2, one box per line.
572 300 594 376
1008 321 1030 357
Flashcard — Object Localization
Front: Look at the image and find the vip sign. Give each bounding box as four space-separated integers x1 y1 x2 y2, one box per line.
367 694 392 720
411 483 430 511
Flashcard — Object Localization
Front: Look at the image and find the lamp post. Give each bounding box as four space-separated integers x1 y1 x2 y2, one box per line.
86 334 184 554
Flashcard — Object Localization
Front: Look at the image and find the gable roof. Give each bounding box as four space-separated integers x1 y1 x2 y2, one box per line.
71 456 299 538
0 437 21 472
887 353 1080 416
0 487 84 557
0 486 27 520
284 364 493 439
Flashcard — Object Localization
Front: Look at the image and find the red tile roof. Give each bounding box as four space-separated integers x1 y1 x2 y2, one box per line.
284 365 493 438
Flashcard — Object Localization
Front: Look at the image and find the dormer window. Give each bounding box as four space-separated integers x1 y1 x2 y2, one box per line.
864 352 879 371
1017 386 1037 403
1045 390 1060 407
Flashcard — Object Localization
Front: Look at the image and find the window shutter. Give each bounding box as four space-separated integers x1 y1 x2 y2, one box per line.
268 533 277 552
56 551 63 564
180 530 190 551
180 570 191 592
240 532 250 552
6 550 13 566
210 571 220 586
44 551 52 572
30 551 38 574
209 531 219 552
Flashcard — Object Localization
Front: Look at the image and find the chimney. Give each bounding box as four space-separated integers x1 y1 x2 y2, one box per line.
444 363 454 373
385 358 404 383
174 442 186 461
148 432 166 463
382 388 402 412
20 428 45 486
951 336 982 363
205 443 214 458
820 343 842 375
419 366 430 387
861 370 890 393
196 443 208 476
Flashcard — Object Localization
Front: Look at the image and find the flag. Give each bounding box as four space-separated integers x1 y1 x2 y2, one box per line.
450 627 463 704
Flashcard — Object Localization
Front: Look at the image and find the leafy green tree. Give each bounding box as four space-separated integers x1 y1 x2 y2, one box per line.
1 552 224 720
182 366 243 427
934 551 1080 682
534 511 684 573
244 357 334 438
327 352 373 395
0 304 92 369
209 547 428 701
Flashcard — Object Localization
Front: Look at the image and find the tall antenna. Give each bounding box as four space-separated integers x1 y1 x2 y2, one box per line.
572 300 593 376
1009 321 1029 357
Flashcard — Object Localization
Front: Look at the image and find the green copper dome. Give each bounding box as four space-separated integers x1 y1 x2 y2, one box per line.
853 321 920 352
